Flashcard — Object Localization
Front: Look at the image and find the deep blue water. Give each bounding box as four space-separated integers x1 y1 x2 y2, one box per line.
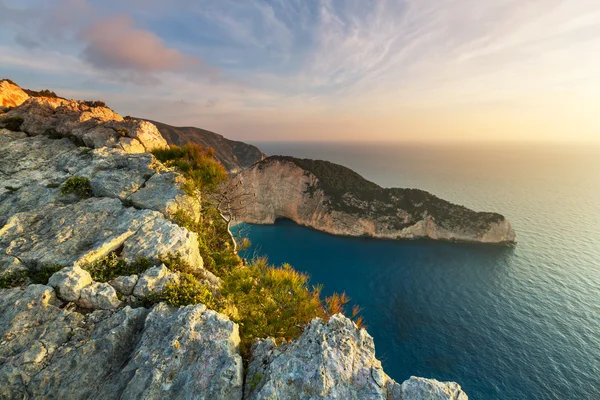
239 142 600 400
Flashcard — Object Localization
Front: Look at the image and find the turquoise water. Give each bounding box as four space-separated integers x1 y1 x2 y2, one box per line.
240 142 600 400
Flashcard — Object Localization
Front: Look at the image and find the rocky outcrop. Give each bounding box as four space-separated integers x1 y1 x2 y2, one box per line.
235 156 516 245
146 119 264 173
0 80 29 108
0 87 168 152
245 314 468 400
0 285 243 399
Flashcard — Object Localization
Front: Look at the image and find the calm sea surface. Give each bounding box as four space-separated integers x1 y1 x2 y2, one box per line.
239 141 600 400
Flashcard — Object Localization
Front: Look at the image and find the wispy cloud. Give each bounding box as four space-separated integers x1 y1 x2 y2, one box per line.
1 0 599 141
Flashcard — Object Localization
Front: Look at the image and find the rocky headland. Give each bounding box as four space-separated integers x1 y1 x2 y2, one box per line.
0 80 469 399
235 156 516 245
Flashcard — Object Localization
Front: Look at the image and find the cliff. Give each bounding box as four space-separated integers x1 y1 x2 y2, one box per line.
235 156 516 244
144 119 264 173
0 81 468 399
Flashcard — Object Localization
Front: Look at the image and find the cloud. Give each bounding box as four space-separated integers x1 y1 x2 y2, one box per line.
80 15 201 73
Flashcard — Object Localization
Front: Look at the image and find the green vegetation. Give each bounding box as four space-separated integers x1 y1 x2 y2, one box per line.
82 100 107 108
146 273 216 309
0 264 64 289
4 186 19 192
23 88 62 99
83 254 152 282
115 128 128 137
60 176 92 199
0 271 28 288
249 373 263 390
46 183 61 188
1 116 24 131
152 143 228 194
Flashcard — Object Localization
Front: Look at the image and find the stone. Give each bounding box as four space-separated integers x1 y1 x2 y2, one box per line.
245 314 468 400
115 303 243 399
48 266 93 302
400 376 468 400
109 274 139 296
128 170 201 219
0 286 243 399
77 282 122 309
132 265 179 298
3 96 168 153
0 80 29 107
123 217 203 268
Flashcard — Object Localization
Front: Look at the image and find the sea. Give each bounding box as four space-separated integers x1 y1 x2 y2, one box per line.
238 141 600 400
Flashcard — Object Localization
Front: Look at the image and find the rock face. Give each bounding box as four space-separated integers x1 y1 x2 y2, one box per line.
0 90 168 152
0 285 243 399
245 314 468 400
0 131 202 269
0 80 29 108
146 119 264 173
235 156 516 245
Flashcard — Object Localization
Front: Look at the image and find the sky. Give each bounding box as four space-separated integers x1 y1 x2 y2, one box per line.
1 0 599 143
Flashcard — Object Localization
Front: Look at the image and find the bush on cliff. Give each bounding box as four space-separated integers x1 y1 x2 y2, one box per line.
0 116 24 132
60 176 92 199
220 258 364 357
83 254 152 282
152 143 227 194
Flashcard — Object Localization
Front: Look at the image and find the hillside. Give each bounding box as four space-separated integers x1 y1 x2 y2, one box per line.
144 119 264 172
237 156 516 244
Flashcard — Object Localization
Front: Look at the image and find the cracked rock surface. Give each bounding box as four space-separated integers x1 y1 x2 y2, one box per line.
0 285 243 399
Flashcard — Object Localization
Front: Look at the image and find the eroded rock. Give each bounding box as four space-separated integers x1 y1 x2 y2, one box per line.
77 282 121 309
48 266 93 302
245 314 468 400
133 265 179 298
110 274 138 296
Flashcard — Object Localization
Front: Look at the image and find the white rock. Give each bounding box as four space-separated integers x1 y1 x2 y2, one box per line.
400 376 468 400
109 274 139 296
245 314 469 400
133 265 179 298
77 282 121 310
48 266 93 302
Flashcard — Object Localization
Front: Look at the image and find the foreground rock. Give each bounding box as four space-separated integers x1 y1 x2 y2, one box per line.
235 156 516 245
245 314 468 400
0 285 243 399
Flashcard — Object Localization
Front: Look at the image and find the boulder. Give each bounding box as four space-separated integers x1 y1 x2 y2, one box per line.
110 274 139 296
245 314 468 400
77 282 121 310
115 303 244 399
133 265 179 298
0 285 243 399
3 97 168 153
0 80 29 107
48 266 93 302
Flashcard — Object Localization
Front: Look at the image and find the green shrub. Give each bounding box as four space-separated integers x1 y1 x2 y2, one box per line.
83 253 152 282
146 273 216 308
30 264 65 284
0 271 28 288
60 176 92 199
0 264 65 288
115 128 128 136
23 88 62 99
1 116 24 131
4 186 19 192
46 183 60 188
83 100 106 108
152 144 227 194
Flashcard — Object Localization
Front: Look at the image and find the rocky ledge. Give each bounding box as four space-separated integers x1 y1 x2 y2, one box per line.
0 81 468 399
234 156 516 244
